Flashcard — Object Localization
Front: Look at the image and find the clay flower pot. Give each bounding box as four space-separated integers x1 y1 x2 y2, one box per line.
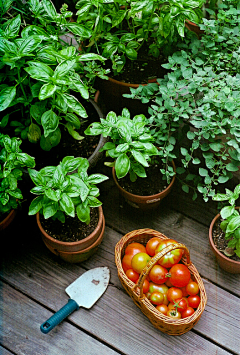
209 212 240 274
112 161 176 210
0 209 17 231
36 206 105 263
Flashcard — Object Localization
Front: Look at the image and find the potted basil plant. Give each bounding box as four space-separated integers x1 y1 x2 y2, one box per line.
209 184 240 274
28 156 108 263
85 108 176 209
0 134 35 230
0 0 109 154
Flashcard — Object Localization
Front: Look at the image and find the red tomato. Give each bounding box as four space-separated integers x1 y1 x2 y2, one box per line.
149 265 168 284
155 239 184 268
167 287 183 303
186 281 199 296
125 242 146 256
131 252 151 274
146 237 160 256
188 295 200 309
122 254 134 272
167 309 182 319
156 304 168 315
181 306 195 318
125 268 139 283
150 292 164 305
179 285 188 297
142 279 150 293
173 298 188 313
168 264 191 287
165 278 173 288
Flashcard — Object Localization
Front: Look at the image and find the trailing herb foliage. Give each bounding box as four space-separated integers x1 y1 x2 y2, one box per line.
0 134 35 217
76 0 205 74
124 1 240 201
213 184 240 258
0 0 108 150
28 156 108 224
85 108 175 183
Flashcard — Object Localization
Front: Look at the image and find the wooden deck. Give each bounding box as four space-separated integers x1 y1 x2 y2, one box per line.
1 165 240 355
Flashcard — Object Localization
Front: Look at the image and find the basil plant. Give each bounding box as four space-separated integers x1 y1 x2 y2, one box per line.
76 0 206 73
85 108 175 183
213 184 240 258
0 0 108 151
0 134 35 218
28 156 108 224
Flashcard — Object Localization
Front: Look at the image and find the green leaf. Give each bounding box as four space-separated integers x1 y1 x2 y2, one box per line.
76 203 90 224
65 113 81 129
66 23 92 38
45 188 59 202
117 121 131 142
43 201 58 219
0 86 16 111
66 123 84 140
209 142 223 152
39 83 57 100
87 196 102 208
41 110 59 137
87 174 108 185
40 128 61 151
115 154 130 179
61 94 87 118
226 216 240 234
131 150 149 167
28 196 44 215
4 14 21 39
18 35 41 55
25 62 53 82
59 193 75 217
199 168 208 177
78 53 106 62
54 60 76 78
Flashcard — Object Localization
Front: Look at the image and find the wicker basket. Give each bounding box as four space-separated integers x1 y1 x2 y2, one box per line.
115 228 207 336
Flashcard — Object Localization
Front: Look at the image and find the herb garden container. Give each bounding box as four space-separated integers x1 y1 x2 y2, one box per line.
112 160 176 210
0 209 17 231
36 206 105 263
115 228 207 335
209 212 240 274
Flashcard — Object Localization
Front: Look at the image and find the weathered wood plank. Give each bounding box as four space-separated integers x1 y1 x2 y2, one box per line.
0 227 238 355
0 346 14 355
99 180 240 296
0 282 119 355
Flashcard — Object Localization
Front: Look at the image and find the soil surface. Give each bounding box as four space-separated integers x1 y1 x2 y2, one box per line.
117 162 169 196
212 219 240 262
40 208 99 242
104 45 169 84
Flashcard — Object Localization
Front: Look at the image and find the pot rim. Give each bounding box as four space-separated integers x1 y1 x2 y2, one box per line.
36 206 103 247
209 210 240 266
112 160 176 199
0 209 17 230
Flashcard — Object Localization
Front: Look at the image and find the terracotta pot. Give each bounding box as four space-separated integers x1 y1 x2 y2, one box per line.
209 212 240 274
112 161 176 210
0 209 17 231
185 20 204 37
36 206 105 263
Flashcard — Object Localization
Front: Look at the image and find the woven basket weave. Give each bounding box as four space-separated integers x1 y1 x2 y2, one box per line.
115 228 207 335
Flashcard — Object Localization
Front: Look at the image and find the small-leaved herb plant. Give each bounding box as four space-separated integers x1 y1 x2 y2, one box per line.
213 184 240 258
0 0 109 150
84 108 175 183
0 133 35 218
124 1 240 201
28 156 108 224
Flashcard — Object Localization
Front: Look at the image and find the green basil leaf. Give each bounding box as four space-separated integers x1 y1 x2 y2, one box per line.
131 149 149 167
40 128 61 151
65 113 81 129
59 193 75 217
66 23 92 38
54 60 76 78
42 0 57 19
220 206 235 219
28 195 44 215
41 110 59 137
25 62 54 82
65 123 84 140
39 83 57 100
61 93 88 118
226 216 240 234
0 86 16 111
45 188 59 202
43 201 58 219
87 174 109 185
87 196 102 207
18 35 42 55
115 153 130 179
78 53 106 62
4 14 21 39
76 203 90 224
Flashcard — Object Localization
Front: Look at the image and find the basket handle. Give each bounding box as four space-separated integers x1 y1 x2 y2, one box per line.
132 242 191 299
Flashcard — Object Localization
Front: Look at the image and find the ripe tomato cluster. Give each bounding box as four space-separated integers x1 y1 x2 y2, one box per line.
122 238 201 319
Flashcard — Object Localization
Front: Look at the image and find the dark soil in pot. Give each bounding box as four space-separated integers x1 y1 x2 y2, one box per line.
103 44 170 84
39 208 99 242
212 219 240 263
117 162 169 196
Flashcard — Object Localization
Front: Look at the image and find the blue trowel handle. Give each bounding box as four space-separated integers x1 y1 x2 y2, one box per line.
40 299 79 334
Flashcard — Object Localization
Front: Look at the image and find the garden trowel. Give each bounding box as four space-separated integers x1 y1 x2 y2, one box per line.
40 266 110 334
